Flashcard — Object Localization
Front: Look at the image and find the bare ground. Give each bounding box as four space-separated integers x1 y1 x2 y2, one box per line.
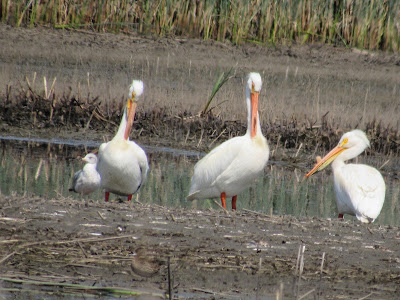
1 195 400 299
0 25 400 299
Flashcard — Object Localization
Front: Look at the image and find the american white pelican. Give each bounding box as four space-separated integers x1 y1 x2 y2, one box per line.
187 72 269 210
306 129 385 223
69 153 101 195
96 80 149 202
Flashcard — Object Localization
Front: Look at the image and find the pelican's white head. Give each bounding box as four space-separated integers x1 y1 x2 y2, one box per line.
338 129 370 151
245 72 263 138
83 153 98 164
247 72 262 92
120 80 144 140
306 129 371 178
128 80 144 100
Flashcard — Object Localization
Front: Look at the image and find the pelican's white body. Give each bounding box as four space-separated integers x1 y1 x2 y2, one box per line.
330 130 385 223
97 139 148 196
70 153 101 195
187 73 269 201
97 80 149 197
188 134 268 199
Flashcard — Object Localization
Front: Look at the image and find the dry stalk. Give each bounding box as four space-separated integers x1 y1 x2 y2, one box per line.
167 256 172 299
295 245 302 276
77 241 88 258
208 128 226 148
358 292 375 300
0 252 16 265
379 159 390 170
34 158 43 180
184 128 190 144
196 129 204 148
320 252 325 280
294 143 303 158
213 199 230 216
298 288 315 300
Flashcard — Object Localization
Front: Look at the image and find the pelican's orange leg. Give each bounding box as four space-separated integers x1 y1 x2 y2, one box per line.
127 194 132 201
220 192 226 209
338 214 344 219
232 195 237 211
105 191 110 202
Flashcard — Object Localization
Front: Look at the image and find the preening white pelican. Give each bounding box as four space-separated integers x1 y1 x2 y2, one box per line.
96 80 149 202
306 129 385 223
69 153 101 195
187 72 269 210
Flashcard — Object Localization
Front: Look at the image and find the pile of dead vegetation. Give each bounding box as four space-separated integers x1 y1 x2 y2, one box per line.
1 83 399 156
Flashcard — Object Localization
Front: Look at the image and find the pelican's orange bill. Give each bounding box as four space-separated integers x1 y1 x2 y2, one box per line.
124 99 137 140
250 88 259 139
305 146 346 178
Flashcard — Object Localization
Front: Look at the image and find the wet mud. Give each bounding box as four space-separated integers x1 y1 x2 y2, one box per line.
1 196 399 299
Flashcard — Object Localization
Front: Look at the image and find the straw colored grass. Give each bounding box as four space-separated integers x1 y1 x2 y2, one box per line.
2 0 400 52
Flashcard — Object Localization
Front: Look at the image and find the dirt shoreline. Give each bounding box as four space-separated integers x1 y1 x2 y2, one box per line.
0 196 399 299
0 25 400 299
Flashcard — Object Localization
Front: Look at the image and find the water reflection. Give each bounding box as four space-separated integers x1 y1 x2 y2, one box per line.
0 139 399 226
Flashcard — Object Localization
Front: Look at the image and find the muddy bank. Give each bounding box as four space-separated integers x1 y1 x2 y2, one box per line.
0 195 399 299
1 86 400 160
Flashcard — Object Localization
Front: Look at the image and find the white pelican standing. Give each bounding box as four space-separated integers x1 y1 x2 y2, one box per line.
69 153 101 195
306 129 385 223
96 80 149 202
187 72 269 210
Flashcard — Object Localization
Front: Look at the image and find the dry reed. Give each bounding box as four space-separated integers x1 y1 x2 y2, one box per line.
1 0 400 52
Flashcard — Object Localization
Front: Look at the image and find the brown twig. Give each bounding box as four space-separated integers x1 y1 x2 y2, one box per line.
0 252 16 265
213 199 230 216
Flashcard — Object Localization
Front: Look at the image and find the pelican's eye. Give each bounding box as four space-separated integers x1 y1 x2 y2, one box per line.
341 137 349 147
251 83 255 93
127 92 136 109
130 91 136 101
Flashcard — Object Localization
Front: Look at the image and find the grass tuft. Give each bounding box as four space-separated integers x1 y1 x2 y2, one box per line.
201 67 235 116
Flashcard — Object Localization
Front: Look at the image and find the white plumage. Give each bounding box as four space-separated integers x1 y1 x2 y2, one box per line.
96 80 149 202
69 153 101 195
306 129 385 223
187 72 270 210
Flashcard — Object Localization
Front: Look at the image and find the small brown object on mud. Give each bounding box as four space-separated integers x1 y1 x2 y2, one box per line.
131 248 162 278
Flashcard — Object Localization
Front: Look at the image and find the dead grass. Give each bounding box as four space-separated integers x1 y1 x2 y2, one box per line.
1 71 399 157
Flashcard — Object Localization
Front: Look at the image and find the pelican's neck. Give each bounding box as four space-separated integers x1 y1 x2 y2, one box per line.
332 144 365 171
245 88 262 138
115 107 128 140
331 158 345 172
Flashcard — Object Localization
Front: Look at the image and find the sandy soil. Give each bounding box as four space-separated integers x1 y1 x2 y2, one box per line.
0 25 400 299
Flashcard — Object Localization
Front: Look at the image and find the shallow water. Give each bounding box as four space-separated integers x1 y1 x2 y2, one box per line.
0 137 399 226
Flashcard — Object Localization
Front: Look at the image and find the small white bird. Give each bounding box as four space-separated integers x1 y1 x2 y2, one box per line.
96 80 149 202
187 72 270 210
306 129 385 223
69 153 101 195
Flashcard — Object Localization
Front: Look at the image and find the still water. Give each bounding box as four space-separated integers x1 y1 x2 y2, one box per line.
0 136 399 226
